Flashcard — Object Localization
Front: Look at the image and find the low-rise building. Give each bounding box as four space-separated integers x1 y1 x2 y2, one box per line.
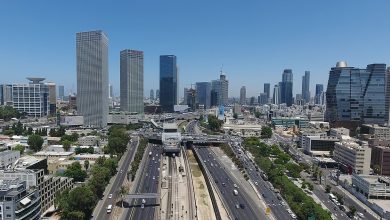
352 174 390 199
107 112 142 125
330 127 350 138
333 138 371 175
0 179 41 220
371 145 390 176
0 150 20 169
77 135 99 146
271 117 309 129
33 151 74 160
361 124 390 141
302 134 339 156
73 154 110 161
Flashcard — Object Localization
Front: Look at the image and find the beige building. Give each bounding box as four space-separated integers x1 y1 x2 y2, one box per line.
333 138 371 175
34 151 74 160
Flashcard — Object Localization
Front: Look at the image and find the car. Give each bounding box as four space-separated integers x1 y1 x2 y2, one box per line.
262 193 267 198
222 182 226 187
120 170 123 173
281 201 286 206
339 205 346 211
152 176 155 180
254 181 258 186
108 194 112 199
235 204 240 209
141 204 145 209
239 203 245 209
356 212 364 218
290 213 297 219
233 184 238 188
287 209 293 214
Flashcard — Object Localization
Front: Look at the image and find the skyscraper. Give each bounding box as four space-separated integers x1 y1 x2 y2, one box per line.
196 82 211 109
120 49 144 114
264 83 270 100
258 93 268 105
156 89 160 100
386 67 390 125
150 89 154 100
0 84 13 105
109 84 113 98
325 61 386 130
183 88 189 105
211 72 229 106
240 86 246 105
160 55 178 112
273 84 280 105
315 84 324 105
47 82 56 115
76 30 109 128
280 69 293 106
58 85 64 100
301 71 310 104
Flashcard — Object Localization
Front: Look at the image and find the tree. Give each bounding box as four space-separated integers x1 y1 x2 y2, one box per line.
13 144 25 154
261 126 273 138
208 115 222 131
233 113 238 119
118 185 129 207
62 140 72 152
325 185 332 193
64 162 87 182
103 157 118 176
349 205 357 216
84 160 90 171
307 183 314 191
67 186 97 219
27 134 44 152
254 111 262 118
66 211 85 220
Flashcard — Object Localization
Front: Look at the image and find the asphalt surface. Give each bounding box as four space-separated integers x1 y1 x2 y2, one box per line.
195 147 265 220
125 145 162 220
230 142 292 220
95 139 139 220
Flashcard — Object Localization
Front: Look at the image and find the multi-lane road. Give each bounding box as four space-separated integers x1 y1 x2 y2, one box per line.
124 145 162 220
94 138 139 220
195 147 265 220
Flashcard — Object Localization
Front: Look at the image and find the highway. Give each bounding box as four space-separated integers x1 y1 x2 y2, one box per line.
230 142 292 220
125 145 162 220
94 138 139 220
195 147 265 220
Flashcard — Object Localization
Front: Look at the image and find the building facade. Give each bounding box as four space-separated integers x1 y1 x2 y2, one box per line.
12 78 50 117
272 84 280 105
196 82 211 109
280 69 293 106
240 86 246 105
325 62 386 130
159 55 178 112
333 139 371 175
76 30 109 128
264 83 270 100
302 71 310 104
120 49 144 114
0 84 13 106
315 84 324 105
150 89 154 100
371 146 390 176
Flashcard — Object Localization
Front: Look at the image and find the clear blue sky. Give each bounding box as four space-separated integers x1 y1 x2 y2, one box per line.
0 1 389 98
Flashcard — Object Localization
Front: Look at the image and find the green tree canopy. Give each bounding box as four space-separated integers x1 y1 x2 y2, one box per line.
64 161 87 182
27 134 44 152
261 126 273 138
13 144 25 154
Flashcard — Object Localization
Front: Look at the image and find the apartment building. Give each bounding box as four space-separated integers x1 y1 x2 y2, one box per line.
333 139 371 174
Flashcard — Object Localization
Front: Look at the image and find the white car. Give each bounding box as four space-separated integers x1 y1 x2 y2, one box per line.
254 181 258 186
108 194 112 199
290 213 297 219
357 212 364 218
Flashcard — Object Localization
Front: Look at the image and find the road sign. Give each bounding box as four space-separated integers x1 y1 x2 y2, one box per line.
265 207 271 215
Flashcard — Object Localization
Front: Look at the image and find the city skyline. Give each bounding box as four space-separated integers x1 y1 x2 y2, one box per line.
0 1 389 97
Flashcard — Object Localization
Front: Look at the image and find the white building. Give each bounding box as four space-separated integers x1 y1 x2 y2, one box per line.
330 127 350 138
302 134 339 156
333 138 371 174
352 174 390 199
0 150 20 169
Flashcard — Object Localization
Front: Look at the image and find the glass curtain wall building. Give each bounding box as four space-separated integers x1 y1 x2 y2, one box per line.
159 55 178 112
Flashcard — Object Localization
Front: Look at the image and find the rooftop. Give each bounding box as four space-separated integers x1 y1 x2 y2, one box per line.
34 151 74 157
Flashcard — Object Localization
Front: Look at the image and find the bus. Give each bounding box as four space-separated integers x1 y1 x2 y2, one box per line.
107 204 112 214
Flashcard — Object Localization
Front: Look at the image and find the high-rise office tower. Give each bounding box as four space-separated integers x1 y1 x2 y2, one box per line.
273 84 280 105
150 89 154 100
160 55 178 112
0 84 13 106
301 71 310 104
47 82 56 115
264 83 270 100
325 61 386 130
280 69 293 106
58 85 64 100
156 89 160 100
76 30 109 128
315 84 324 105
120 49 144 114
109 84 113 98
12 78 50 117
258 93 268 105
211 72 229 106
186 88 196 111
183 88 189 105
250 97 255 105
196 82 211 109
386 67 390 125
240 86 246 105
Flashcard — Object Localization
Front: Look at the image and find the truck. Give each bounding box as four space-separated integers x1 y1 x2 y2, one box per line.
233 189 238 196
